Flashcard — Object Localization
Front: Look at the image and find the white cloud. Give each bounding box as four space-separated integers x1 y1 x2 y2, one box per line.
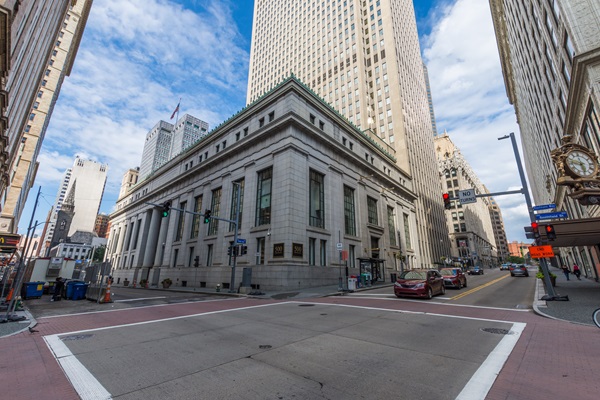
22 0 250 233
423 0 530 243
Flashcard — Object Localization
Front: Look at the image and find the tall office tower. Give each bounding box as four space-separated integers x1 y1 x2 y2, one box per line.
94 214 110 238
40 157 107 255
0 0 93 234
423 63 438 136
489 0 600 272
435 133 498 267
118 167 139 200
487 193 509 262
139 121 173 180
169 114 209 159
247 0 450 267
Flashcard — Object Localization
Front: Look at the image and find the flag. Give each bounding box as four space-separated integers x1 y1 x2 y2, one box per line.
170 101 180 120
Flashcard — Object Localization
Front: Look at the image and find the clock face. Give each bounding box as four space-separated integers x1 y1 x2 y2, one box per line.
565 150 596 178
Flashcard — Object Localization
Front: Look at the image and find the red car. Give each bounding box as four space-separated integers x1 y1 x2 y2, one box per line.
440 268 467 289
394 270 445 299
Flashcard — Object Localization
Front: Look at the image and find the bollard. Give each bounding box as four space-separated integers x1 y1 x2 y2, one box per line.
216 284 221 292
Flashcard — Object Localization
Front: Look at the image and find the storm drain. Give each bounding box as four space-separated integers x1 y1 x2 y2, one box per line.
480 328 511 335
298 304 315 307
61 334 94 341
259 345 272 349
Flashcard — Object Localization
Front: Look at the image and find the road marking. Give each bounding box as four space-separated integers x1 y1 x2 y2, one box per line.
451 274 510 300
114 296 167 302
456 322 526 400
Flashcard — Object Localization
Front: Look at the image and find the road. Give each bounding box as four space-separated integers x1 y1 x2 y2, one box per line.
9 265 597 400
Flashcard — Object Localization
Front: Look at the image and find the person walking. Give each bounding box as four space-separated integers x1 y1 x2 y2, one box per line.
572 264 581 280
52 277 65 301
561 265 571 281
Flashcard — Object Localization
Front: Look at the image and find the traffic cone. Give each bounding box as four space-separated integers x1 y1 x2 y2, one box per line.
6 287 14 301
103 281 112 303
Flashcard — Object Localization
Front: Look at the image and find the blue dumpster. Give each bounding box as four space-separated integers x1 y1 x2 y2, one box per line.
21 281 45 299
71 283 89 301
65 280 84 299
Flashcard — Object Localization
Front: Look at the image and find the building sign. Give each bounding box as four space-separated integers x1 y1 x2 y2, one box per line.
529 245 555 259
273 243 284 257
292 243 303 257
0 233 20 252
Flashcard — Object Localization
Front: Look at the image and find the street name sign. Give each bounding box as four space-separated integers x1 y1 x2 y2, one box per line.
529 245 554 258
458 188 477 204
236 238 246 244
532 203 556 211
535 211 568 220
336 242 343 250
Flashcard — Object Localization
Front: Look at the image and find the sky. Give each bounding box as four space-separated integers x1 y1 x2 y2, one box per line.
20 0 531 245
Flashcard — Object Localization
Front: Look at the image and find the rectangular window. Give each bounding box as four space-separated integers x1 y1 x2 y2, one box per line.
256 168 272 226
320 239 327 266
190 196 202 239
206 244 213 266
387 206 397 246
172 249 179 268
268 111 275 122
229 179 245 231
349 245 356 269
175 201 186 241
343 185 356 235
367 197 378 225
403 213 412 250
309 170 325 228
208 188 222 236
309 237 316 265
259 117 265 127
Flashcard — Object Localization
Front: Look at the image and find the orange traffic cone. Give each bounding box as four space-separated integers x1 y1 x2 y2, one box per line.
6 287 14 301
103 281 112 303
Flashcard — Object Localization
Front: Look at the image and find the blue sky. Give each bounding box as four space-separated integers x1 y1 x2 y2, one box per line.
21 0 530 245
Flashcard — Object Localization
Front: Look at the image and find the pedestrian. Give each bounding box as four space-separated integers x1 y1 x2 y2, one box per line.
52 277 64 301
572 264 581 280
561 265 570 281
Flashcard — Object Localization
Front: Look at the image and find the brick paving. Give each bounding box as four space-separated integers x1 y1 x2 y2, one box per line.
1 285 599 400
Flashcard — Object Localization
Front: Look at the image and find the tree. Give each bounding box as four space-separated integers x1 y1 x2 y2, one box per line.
505 255 524 264
93 246 106 262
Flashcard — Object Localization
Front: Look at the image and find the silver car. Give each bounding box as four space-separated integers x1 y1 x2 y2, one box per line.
510 264 529 277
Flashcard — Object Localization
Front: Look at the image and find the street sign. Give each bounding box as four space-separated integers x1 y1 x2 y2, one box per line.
533 203 556 211
535 211 568 220
529 245 555 258
236 238 246 244
458 188 477 204
336 242 343 250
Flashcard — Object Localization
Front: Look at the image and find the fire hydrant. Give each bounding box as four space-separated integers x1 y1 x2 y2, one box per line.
216 284 221 292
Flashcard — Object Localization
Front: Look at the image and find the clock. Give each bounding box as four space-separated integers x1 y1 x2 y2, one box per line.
565 150 597 178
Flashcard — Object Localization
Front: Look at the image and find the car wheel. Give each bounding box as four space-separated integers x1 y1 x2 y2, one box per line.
426 287 433 299
457 281 462 289
440 285 446 295
395 294 403 298
510 273 514 277
463 280 467 288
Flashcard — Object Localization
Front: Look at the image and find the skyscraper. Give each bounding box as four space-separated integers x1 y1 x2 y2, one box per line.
0 0 93 234
139 114 209 180
247 0 450 267
40 157 107 255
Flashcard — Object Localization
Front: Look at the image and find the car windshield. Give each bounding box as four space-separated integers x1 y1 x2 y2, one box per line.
440 269 457 276
399 271 427 280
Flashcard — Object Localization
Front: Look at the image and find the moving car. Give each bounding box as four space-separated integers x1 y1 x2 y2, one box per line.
500 263 511 271
467 266 484 275
510 264 529 277
440 268 467 289
394 270 445 299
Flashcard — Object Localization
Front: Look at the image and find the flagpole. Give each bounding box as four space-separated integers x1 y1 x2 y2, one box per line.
176 97 181 122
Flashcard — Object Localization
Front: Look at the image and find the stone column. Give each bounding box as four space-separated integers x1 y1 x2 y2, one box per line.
143 208 162 267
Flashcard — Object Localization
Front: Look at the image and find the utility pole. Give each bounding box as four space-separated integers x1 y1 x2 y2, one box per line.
498 132 562 300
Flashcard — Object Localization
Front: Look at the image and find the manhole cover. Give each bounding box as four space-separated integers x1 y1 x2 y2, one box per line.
61 334 94 341
481 328 511 335
259 345 272 349
298 304 315 307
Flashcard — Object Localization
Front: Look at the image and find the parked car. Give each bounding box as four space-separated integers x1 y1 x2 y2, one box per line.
394 270 445 299
510 264 529 277
467 266 484 275
500 263 511 271
440 268 467 289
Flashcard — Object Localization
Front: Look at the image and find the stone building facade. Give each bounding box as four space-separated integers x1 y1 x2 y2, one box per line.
106 78 419 291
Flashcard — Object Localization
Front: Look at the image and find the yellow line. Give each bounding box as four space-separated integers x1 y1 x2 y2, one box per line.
450 274 510 300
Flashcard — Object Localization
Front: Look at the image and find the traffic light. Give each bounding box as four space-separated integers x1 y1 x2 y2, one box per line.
442 193 451 209
203 209 211 224
161 201 171 218
241 245 247 255
545 224 556 241
227 246 232 256
531 221 540 239
193 256 200 268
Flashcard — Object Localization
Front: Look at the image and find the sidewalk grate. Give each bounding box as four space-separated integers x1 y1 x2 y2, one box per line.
481 327 511 335
61 334 94 341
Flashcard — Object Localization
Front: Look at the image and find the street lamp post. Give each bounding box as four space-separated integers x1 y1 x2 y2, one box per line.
498 132 561 300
